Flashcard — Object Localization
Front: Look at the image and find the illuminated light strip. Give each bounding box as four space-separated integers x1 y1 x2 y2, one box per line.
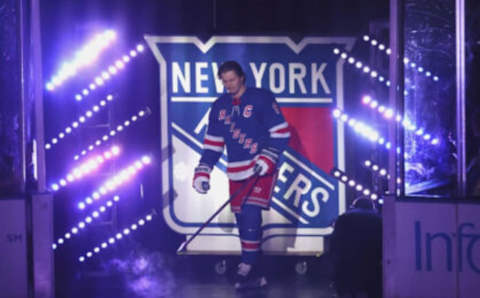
73 107 151 161
46 30 117 91
362 35 439 82
361 95 440 146
45 94 114 150
78 211 156 262
332 108 392 150
330 168 380 201
333 48 390 87
50 145 120 192
52 195 120 250
362 160 402 185
74 43 146 101
76 155 152 209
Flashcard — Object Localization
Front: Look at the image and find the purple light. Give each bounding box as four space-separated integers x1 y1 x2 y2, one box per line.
115 60 125 69
331 168 379 201
45 30 117 91
334 108 387 148
74 43 146 101
362 159 401 185
50 145 121 192
142 156 152 164
332 109 341 118
360 95 441 146
72 109 150 161
53 196 122 251
76 157 152 208
362 34 439 82
77 212 155 262
333 50 389 87
45 95 115 150
108 66 118 74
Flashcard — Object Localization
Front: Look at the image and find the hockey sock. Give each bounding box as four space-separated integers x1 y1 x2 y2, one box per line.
235 204 263 266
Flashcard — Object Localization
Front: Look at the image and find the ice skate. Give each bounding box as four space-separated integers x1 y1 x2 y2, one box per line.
234 263 268 290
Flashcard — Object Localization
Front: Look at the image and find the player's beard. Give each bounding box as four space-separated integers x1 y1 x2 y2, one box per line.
227 84 245 98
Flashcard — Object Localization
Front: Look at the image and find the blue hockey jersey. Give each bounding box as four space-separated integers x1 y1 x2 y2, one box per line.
199 87 290 181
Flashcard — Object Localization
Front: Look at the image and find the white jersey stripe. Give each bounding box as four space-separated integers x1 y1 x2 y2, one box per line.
241 239 261 244
269 122 289 132
227 167 255 181
203 144 223 152
204 134 224 142
271 132 291 138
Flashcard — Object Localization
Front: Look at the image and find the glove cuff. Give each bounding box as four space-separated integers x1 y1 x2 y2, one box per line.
195 163 211 173
260 147 280 164
258 155 276 170
194 163 211 179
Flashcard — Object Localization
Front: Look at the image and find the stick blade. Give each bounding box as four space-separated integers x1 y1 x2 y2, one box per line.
176 241 188 255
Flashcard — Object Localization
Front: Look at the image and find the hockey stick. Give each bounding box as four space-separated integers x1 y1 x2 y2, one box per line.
177 169 260 254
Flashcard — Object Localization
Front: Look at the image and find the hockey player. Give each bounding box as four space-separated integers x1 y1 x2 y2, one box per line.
192 61 290 290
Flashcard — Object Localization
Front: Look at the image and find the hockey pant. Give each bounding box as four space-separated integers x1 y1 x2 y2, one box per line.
229 171 277 213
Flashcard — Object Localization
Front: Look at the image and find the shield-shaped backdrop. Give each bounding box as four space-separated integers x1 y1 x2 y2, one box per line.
146 36 354 255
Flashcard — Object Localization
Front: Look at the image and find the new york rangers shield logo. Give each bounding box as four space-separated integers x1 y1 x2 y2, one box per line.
146 36 353 254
